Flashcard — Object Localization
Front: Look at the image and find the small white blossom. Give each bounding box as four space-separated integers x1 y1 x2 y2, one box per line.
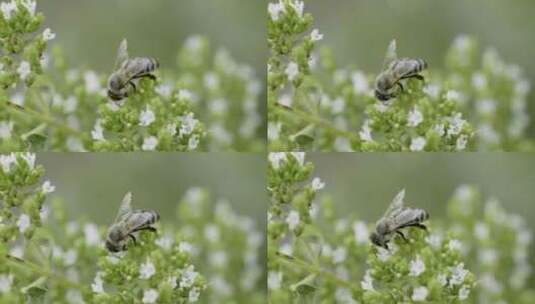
291 152 305 165
17 214 31 233
412 286 428 302
458 285 470 300
17 61 31 81
42 28 56 41
311 177 325 191
268 122 281 141
142 136 158 151
187 135 200 151
445 90 463 103
447 113 466 136
42 180 55 193
376 247 393 262
268 152 286 169
310 29 323 41
179 112 198 136
437 273 448 287
361 270 374 291
353 221 369 245
423 83 440 99
278 94 293 108
1 1 17 20
139 106 156 126
178 241 194 254
268 2 284 21
352 71 369 94
0 121 14 139
407 108 423 127
204 224 220 242
21 152 35 169
0 153 17 173
84 71 101 93
456 135 468 151
165 123 177 136
285 62 299 81
179 265 198 289
410 137 426 151
155 83 172 98
139 258 156 279
433 124 445 137
188 288 200 302
21 0 36 15
332 247 347 264
409 255 426 277
91 120 105 141
155 235 173 250
359 120 373 142
286 210 300 231
142 289 159 304
91 272 104 294
84 223 101 246
425 234 442 249
167 276 178 289
448 239 462 252
290 0 304 17
449 263 468 286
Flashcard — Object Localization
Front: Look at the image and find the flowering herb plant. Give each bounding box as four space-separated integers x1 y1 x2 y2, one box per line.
267 152 535 303
0 152 265 303
0 0 264 152
267 0 533 152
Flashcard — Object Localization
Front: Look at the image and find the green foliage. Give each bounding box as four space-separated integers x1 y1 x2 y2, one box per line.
0 152 265 303
267 0 533 151
267 152 535 303
0 1 264 152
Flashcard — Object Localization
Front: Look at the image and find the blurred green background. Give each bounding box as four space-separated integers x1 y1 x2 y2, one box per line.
309 153 535 231
39 0 266 75
38 153 267 227
307 0 535 135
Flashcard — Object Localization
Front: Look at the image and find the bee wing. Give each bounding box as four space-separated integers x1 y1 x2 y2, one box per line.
114 39 129 70
381 39 398 71
114 192 133 223
382 189 405 218
124 211 154 232
389 208 424 230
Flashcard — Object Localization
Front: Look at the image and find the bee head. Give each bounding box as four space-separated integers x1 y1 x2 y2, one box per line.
369 232 387 248
105 239 123 252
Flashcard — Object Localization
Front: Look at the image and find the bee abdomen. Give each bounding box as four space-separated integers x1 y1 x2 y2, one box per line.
143 57 159 73
418 210 429 222
415 58 427 72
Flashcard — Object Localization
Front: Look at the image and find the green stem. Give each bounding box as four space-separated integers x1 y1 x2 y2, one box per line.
5 254 84 289
5 102 84 137
274 106 360 141
276 252 355 289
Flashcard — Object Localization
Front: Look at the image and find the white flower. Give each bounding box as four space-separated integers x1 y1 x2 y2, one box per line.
91 120 105 141
376 247 393 262
39 205 49 221
91 272 104 294
332 247 347 264
42 28 56 41
291 152 305 166
21 0 36 15
0 121 14 139
472 72 487 90
178 241 194 254
412 286 428 302
458 285 470 300
165 123 177 136
139 258 156 279
425 234 442 249
64 249 77 266
1 1 17 20
84 71 101 93
142 289 159 304
177 89 195 102
474 222 489 240
179 112 198 136
268 122 281 141
310 29 323 41
16 214 31 233
285 61 299 81
268 2 284 21
188 288 200 302
445 90 463 103
353 221 369 245
290 0 304 17
155 83 172 98
139 106 155 126
286 210 300 231
204 224 220 242
361 270 374 291
179 265 198 288
0 274 13 293
433 124 445 137
17 61 31 81
9 245 24 259
155 235 173 250
311 177 325 191
456 135 468 151
187 135 200 151
352 71 369 94
84 223 101 246
278 94 293 108
410 137 426 151
423 83 440 99
437 273 448 286
21 152 35 169
269 152 286 169
359 120 373 142
447 113 466 136
142 136 158 151
409 255 426 277
0 153 17 173
335 288 357 304
167 276 178 289
331 97 345 114
449 263 468 286
407 108 423 127
42 180 55 193
448 239 462 252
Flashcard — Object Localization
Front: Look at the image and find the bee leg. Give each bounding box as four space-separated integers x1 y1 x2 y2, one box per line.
412 74 425 82
132 226 157 233
414 224 428 232
396 231 409 242
128 81 137 92
129 234 137 245
396 82 404 92
146 74 157 81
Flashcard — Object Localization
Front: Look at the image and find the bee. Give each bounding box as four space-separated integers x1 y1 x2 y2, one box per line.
374 40 427 101
105 192 160 252
369 189 429 249
107 39 159 101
